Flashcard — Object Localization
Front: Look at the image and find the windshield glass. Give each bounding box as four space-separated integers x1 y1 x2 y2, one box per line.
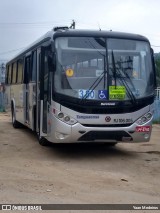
54 37 154 102
107 39 154 101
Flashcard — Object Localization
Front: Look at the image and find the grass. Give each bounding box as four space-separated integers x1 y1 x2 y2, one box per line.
153 120 160 124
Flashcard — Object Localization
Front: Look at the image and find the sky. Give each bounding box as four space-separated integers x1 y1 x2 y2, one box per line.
0 0 160 62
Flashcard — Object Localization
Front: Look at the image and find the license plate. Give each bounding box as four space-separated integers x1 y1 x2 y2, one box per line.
136 126 150 132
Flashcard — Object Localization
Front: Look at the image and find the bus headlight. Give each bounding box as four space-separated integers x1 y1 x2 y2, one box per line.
58 112 64 119
136 112 153 125
55 110 77 125
64 116 70 122
145 112 152 120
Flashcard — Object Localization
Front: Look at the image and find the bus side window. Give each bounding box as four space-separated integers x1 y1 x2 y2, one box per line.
17 59 24 84
12 62 17 84
24 56 31 83
5 65 9 84
8 64 12 84
44 53 49 91
31 50 37 82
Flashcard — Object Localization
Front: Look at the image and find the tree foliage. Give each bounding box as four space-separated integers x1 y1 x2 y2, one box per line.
154 53 160 87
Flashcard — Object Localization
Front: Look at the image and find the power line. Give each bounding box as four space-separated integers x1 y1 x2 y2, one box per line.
1 20 160 43
0 21 73 30
0 20 71 27
151 45 160 48
0 47 26 55
0 21 54 24
0 20 71 24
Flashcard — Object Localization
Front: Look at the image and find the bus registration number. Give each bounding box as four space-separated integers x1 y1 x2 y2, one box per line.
79 90 95 99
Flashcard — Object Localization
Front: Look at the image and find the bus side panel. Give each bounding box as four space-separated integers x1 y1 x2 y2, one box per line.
5 85 11 112
10 84 25 124
28 82 36 130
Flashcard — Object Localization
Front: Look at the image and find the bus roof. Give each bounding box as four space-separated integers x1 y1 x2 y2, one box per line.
53 29 149 41
7 29 150 64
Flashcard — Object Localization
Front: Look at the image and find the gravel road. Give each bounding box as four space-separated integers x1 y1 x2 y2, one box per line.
0 113 160 212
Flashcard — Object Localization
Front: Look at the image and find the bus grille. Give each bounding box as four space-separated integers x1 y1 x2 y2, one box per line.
82 123 132 127
78 131 132 142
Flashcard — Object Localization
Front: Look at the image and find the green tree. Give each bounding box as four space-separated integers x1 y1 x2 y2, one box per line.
155 53 160 87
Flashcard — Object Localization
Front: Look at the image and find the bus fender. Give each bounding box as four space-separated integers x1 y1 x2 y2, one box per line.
11 98 16 116
11 98 21 128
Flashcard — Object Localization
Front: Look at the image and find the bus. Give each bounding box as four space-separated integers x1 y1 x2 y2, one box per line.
5 27 156 146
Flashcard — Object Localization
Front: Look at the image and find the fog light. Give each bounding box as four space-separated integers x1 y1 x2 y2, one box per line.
144 133 149 139
55 132 66 139
58 112 64 119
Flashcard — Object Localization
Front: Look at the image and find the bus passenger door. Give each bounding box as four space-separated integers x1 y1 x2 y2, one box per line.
37 47 50 137
24 55 31 124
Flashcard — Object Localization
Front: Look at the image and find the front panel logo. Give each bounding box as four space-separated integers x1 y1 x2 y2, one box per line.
101 102 115 106
105 116 111 122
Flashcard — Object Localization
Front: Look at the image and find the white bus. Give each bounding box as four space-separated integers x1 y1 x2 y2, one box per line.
5 27 156 146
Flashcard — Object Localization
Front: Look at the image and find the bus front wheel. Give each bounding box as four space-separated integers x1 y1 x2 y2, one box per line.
11 107 20 128
38 135 50 146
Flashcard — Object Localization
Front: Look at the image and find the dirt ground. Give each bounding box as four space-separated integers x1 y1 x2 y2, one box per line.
0 113 160 213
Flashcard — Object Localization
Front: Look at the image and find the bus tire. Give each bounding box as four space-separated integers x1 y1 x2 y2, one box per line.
101 142 117 146
11 107 20 128
38 136 50 146
106 142 117 146
33 106 36 131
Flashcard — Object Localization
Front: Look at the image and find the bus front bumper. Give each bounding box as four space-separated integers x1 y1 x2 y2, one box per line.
48 116 152 143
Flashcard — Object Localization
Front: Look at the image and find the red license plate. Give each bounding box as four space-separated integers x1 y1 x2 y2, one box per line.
136 126 150 132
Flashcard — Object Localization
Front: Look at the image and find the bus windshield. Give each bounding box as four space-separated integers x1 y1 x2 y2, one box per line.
54 37 154 102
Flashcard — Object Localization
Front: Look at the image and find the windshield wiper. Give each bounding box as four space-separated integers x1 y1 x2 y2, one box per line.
116 57 137 93
112 51 117 87
80 40 107 101
80 69 106 101
111 51 136 104
118 70 136 104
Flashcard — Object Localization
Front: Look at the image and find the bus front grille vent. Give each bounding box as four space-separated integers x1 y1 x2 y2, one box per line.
78 131 132 142
82 123 132 127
